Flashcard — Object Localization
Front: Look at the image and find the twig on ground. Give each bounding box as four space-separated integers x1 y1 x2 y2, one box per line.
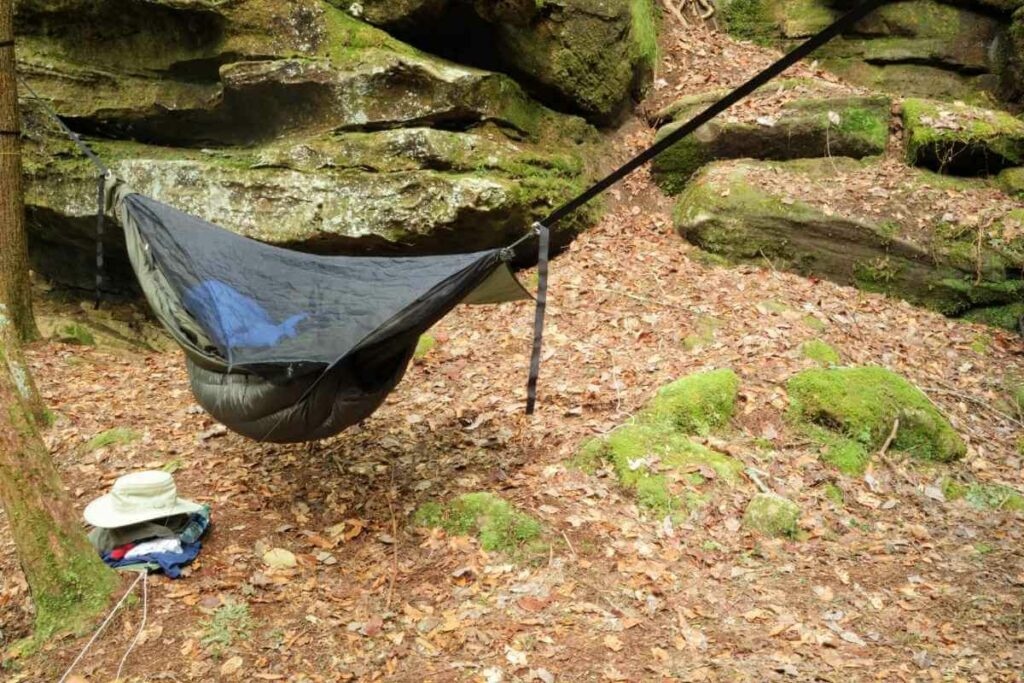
878 417 899 458
745 467 771 494
924 383 1024 430
385 467 399 609
561 530 578 559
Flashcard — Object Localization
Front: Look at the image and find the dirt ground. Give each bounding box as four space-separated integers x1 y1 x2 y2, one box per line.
2 14 1023 683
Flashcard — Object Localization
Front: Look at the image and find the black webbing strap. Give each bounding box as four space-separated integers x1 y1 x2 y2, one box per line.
16 75 108 175
17 74 110 307
94 174 106 309
0 40 13 49
525 222 550 415
540 0 889 227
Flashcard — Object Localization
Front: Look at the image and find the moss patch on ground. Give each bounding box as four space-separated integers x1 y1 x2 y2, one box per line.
801 339 840 366
943 479 1024 511
572 369 744 515
413 334 436 361
85 427 140 451
788 367 966 473
743 493 801 537
682 317 721 351
412 492 546 557
642 369 740 435
962 302 1024 331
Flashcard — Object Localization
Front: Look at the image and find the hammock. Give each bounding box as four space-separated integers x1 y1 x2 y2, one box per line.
105 177 530 443
19 0 884 443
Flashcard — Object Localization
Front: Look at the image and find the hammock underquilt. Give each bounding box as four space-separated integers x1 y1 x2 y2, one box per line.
108 178 529 443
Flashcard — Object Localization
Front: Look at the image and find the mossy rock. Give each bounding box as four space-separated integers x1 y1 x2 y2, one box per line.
674 158 1024 321
652 92 889 195
903 99 1024 176
412 492 545 555
801 339 840 366
721 0 776 44
743 493 801 538
996 168 1024 198
643 369 740 435
53 322 96 346
354 0 658 124
943 479 1024 511
572 369 744 515
962 302 1024 332
788 367 966 466
593 422 744 514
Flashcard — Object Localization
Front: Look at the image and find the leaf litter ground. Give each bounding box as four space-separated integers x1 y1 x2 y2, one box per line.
2 18 1024 683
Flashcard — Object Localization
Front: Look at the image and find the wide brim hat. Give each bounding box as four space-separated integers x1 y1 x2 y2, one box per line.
84 470 204 529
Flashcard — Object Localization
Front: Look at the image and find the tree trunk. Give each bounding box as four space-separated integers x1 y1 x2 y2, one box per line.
0 314 115 641
0 302 46 423
0 0 39 343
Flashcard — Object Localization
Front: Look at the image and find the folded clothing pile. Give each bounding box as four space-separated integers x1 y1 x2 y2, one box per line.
84 471 211 579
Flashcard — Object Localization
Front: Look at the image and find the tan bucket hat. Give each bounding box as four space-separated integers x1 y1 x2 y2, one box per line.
84 471 203 529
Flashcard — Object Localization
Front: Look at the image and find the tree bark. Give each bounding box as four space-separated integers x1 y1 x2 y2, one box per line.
0 302 45 423
0 0 39 343
0 313 115 641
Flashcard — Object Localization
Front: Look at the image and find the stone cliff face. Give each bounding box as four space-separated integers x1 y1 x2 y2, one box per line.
722 0 1023 105
14 0 658 291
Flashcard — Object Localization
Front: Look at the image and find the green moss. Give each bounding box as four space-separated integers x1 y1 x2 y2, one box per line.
943 479 1024 511
630 0 659 73
682 317 720 351
600 422 743 515
569 438 607 473
902 98 1024 173
651 124 712 195
801 339 840 366
824 482 845 506
819 433 871 475
643 369 739 435
802 314 827 332
970 334 992 354
788 367 966 467
85 427 140 451
961 302 1024 331
997 167 1024 197
722 0 776 45
54 323 96 346
412 493 545 555
413 334 436 360
743 493 801 538
200 602 254 656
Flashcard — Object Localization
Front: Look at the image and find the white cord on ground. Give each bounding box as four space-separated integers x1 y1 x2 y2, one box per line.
57 571 144 683
115 570 148 681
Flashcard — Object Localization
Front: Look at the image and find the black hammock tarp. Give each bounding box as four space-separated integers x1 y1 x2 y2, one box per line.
105 177 530 443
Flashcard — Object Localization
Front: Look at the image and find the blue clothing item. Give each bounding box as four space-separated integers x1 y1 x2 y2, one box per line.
103 541 201 579
184 280 307 351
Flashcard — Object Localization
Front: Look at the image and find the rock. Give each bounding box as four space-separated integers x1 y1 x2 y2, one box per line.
572 370 744 514
642 369 740 435
747 0 1016 104
352 0 659 123
961 301 1024 331
788 367 967 472
1006 9 1024 101
23 124 594 291
16 0 601 291
673 158 1024 321
652 83 890 194
903 99 1024 175
412 492 545 556
488 0 659 124
263 547 297 569
743 493 800 538
997 167 1024 197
